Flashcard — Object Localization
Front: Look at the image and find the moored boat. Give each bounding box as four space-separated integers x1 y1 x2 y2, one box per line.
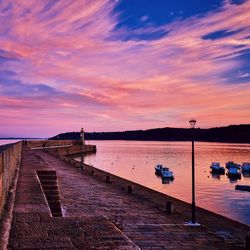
227 167 241 179
225 161 241 169
155 164 163 175
235 185 250 192
241 162 250 172
210 162 225 174
161 167 174 179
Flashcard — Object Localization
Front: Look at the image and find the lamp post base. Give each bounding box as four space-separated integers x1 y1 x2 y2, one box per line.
184 221 201 227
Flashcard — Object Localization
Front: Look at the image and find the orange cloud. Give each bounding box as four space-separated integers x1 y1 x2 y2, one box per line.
0 0 250 136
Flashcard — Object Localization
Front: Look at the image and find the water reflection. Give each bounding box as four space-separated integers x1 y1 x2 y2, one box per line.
228 178 239 183
211 173 221 180
242 172 250 178
210 168 244 182
154 172 175 184
228 175 241 182
161 178 174 185
76 140 250 226
154 173 161 178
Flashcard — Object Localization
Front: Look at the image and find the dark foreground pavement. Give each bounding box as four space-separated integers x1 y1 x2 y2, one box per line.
7 147 248 249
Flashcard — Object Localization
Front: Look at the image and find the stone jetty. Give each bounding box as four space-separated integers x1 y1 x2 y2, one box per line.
0 141 249 249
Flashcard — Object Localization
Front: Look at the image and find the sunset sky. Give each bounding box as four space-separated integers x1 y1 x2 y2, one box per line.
1 0 250 137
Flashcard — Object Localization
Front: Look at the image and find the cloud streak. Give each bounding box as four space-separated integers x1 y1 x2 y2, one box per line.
0 0 250 137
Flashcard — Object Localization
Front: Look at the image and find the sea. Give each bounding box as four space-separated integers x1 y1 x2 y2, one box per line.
79 140 250 226
1 139 249 225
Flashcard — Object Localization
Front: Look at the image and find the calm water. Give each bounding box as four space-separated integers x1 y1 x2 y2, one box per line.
80 140 250 225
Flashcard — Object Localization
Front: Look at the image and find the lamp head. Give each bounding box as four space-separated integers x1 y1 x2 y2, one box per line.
189 119 196 128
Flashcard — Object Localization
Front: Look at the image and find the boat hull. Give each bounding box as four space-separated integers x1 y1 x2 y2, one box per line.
235 185 250 192
211 168 225 174
227 172 241 179
161 176 174 180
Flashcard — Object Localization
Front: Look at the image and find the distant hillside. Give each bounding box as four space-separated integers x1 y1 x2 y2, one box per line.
50 124 250 143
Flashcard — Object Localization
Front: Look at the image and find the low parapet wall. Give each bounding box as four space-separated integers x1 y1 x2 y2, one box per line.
45 144 96 156
27 140 96 156
0 142 22 216
26 139 80 148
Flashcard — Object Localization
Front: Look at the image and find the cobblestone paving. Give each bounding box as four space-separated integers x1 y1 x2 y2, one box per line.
8 147 137 249
33 149 243 250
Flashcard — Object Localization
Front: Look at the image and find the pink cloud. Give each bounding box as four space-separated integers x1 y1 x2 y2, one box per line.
0 0 250 137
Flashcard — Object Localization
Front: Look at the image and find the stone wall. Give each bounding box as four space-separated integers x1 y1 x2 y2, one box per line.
0 142 22 216
45 144 96 156
27 140 80 148
27 140 96 157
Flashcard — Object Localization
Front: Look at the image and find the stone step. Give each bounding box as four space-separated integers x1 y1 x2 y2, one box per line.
37 175 57 180
36 170 63 217
50 207 63 214
37 170 56 176
43 190 59 196
52 212 63 217
42 185 59 191
47 200 61 207
45 194 60 201
40 180 57 185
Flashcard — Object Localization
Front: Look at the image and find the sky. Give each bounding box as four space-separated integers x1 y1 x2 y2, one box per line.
0 0 250 137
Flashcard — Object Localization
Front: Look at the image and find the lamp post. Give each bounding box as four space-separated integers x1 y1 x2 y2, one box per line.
189 119 196 224
80 127 84 170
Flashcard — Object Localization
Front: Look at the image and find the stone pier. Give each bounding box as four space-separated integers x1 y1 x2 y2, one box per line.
1 145 249 249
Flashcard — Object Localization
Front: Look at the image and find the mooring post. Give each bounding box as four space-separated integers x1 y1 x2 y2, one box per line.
106 175 111 183
127 185 132 194
166 201 174 214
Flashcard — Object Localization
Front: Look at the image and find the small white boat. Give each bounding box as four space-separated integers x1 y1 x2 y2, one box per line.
227 167 241 179
210 162 225 174
161 167 174 179
226 161 241 169
241 162 250 172
155 164 163 175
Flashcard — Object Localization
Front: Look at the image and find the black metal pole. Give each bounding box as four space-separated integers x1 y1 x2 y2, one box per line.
191 127 196 224
81 143 83 171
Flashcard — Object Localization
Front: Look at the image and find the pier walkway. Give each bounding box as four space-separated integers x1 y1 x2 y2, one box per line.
8 147 247 249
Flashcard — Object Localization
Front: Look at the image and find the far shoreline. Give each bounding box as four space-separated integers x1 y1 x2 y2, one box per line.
50 124 250 144
1 138 250 144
